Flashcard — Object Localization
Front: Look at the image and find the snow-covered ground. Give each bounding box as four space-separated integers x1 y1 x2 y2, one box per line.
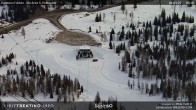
59 4 196 101
0 17 166 101
1 4 196 102
60 5 196 43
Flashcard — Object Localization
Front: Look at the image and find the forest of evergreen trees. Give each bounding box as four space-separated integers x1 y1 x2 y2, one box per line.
0 53 83 102
110 8 196 101
0 0 122 23
0 0 37 22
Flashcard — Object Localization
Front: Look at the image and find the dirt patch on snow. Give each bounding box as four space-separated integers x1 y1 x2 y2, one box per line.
55 30 97 46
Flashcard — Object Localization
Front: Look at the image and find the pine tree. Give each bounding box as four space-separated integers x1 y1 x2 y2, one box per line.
121 56 126 71
161 9 166 26
138 80 140 91
29 79 35 98
8 8 12 18
45 5 48 11
149 21 152 28
146 21 149 28
163 87 167 98
95 14 99 22
160 79 164 93
117 61 120 69
50 90 53 98
187 0 193 7
167 80 172 98
184 27 188 41
30 91 34 99
41 64 45 76
149 84 154 96
125 50 131 63
16 74 19 84
19 77 26 98
145 83 149 94
144 28 149 42
1 35 4 39
131 36 134 46
95 91 101 104
121 1 125 13
80 86 83 93
87 0 91 7
72 0 76 8
1 10 4 19
190 28 194 37
173 87 178 100
99 13 102 22
111 28 115 35
170 24 173 33
89 26 91 32
128 80 130 87
12 79 17 95
119 30 125 41
21 27 26 39
56 77 61 95
123 42 125 50
181 24 184 36
110 33 113 41
181 11 185 22
154 26 158 40
172 12 176 24
109 40 113 49
99 0 104 7
133 0 137 10
185 82 194 101
1 57 5 65
159 27 162 35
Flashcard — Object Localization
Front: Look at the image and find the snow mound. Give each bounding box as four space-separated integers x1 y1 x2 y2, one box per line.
32 18 51 24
